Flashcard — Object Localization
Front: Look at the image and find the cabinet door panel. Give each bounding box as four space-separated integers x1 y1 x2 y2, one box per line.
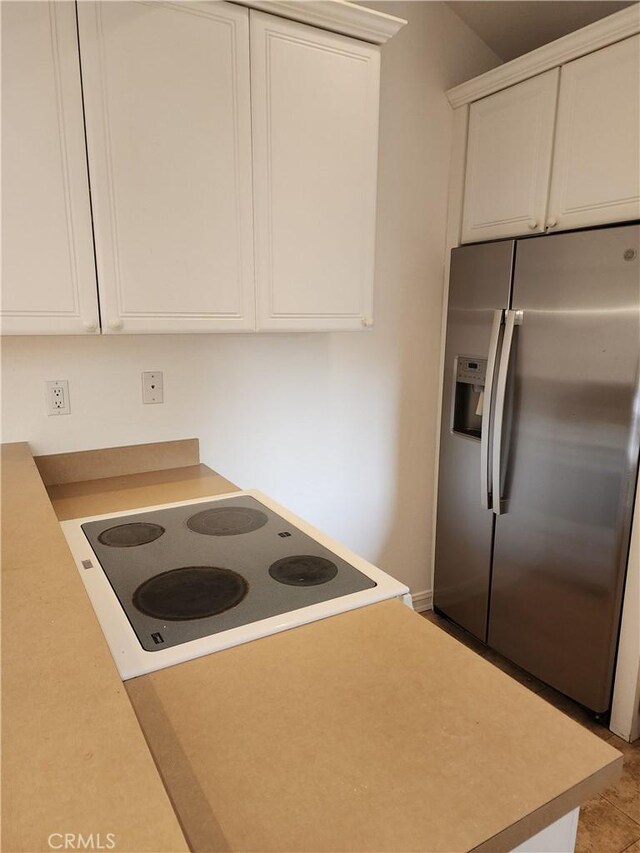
461 69 559 244
251 11 379 331
1 1 99 335
548 35 640 232
78 1 255 333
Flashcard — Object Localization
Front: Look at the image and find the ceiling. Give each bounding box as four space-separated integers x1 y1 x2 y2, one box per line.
446 1 637 62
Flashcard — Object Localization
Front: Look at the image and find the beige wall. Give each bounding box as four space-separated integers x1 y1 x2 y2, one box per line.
0 3 500 598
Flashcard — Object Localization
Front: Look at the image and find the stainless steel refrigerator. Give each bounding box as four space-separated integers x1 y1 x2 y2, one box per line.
433 223 640 714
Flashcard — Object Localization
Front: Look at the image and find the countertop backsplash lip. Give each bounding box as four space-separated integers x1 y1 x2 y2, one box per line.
34 437 201 486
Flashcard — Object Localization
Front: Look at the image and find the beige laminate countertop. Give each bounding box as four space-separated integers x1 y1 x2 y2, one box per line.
2 440 623 853
1 443 190 853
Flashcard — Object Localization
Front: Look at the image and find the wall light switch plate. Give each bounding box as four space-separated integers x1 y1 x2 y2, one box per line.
142 371 163 404
46 380 70 416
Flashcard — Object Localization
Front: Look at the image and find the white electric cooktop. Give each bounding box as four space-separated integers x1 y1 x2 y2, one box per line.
61 490 411 680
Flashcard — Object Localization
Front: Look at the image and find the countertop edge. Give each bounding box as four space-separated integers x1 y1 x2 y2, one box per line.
471 754 623 852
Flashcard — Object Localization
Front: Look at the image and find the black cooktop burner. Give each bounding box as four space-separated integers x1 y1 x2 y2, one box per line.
269 555 338 587
98 522 165 548
79 495 379 653
186 506 268 537
132 566 248 621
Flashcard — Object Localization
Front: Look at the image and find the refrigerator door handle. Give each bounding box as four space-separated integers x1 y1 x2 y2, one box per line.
480 309 504 510
492 309 523 515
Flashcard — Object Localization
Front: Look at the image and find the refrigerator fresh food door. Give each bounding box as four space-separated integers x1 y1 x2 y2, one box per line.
489 224 640 712
434 240 514 640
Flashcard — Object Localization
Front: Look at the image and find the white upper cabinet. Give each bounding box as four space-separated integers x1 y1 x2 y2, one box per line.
458 25 640 245
547 35 640 233
3 1 400 335
77 1 256 334
461 70 559 244
1 2 99 335
250 11 380 331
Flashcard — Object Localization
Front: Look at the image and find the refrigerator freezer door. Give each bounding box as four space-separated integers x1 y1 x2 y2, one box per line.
489 224 640 712
434 240 514 640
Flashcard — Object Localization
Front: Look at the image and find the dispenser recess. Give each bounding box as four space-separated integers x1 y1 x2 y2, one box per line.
452 356 487 440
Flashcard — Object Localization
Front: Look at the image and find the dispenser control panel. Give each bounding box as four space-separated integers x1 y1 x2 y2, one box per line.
456 357 487 385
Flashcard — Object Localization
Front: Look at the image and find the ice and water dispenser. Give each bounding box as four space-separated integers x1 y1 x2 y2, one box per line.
452 357 487 439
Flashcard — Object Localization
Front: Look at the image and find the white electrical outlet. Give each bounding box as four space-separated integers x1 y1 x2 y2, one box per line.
46 380 70 416
142 371 163 404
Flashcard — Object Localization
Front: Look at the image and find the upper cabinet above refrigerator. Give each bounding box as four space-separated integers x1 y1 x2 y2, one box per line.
548 35 640 232
461 70 559 244
458 32 640 244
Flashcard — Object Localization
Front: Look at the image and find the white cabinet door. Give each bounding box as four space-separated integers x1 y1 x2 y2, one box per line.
461 69 559 244
78 2 255 334
251 11 380 331
548 35 640 232
1 2 99 335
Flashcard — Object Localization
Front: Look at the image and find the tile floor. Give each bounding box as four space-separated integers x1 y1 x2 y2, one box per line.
422 609 640 853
